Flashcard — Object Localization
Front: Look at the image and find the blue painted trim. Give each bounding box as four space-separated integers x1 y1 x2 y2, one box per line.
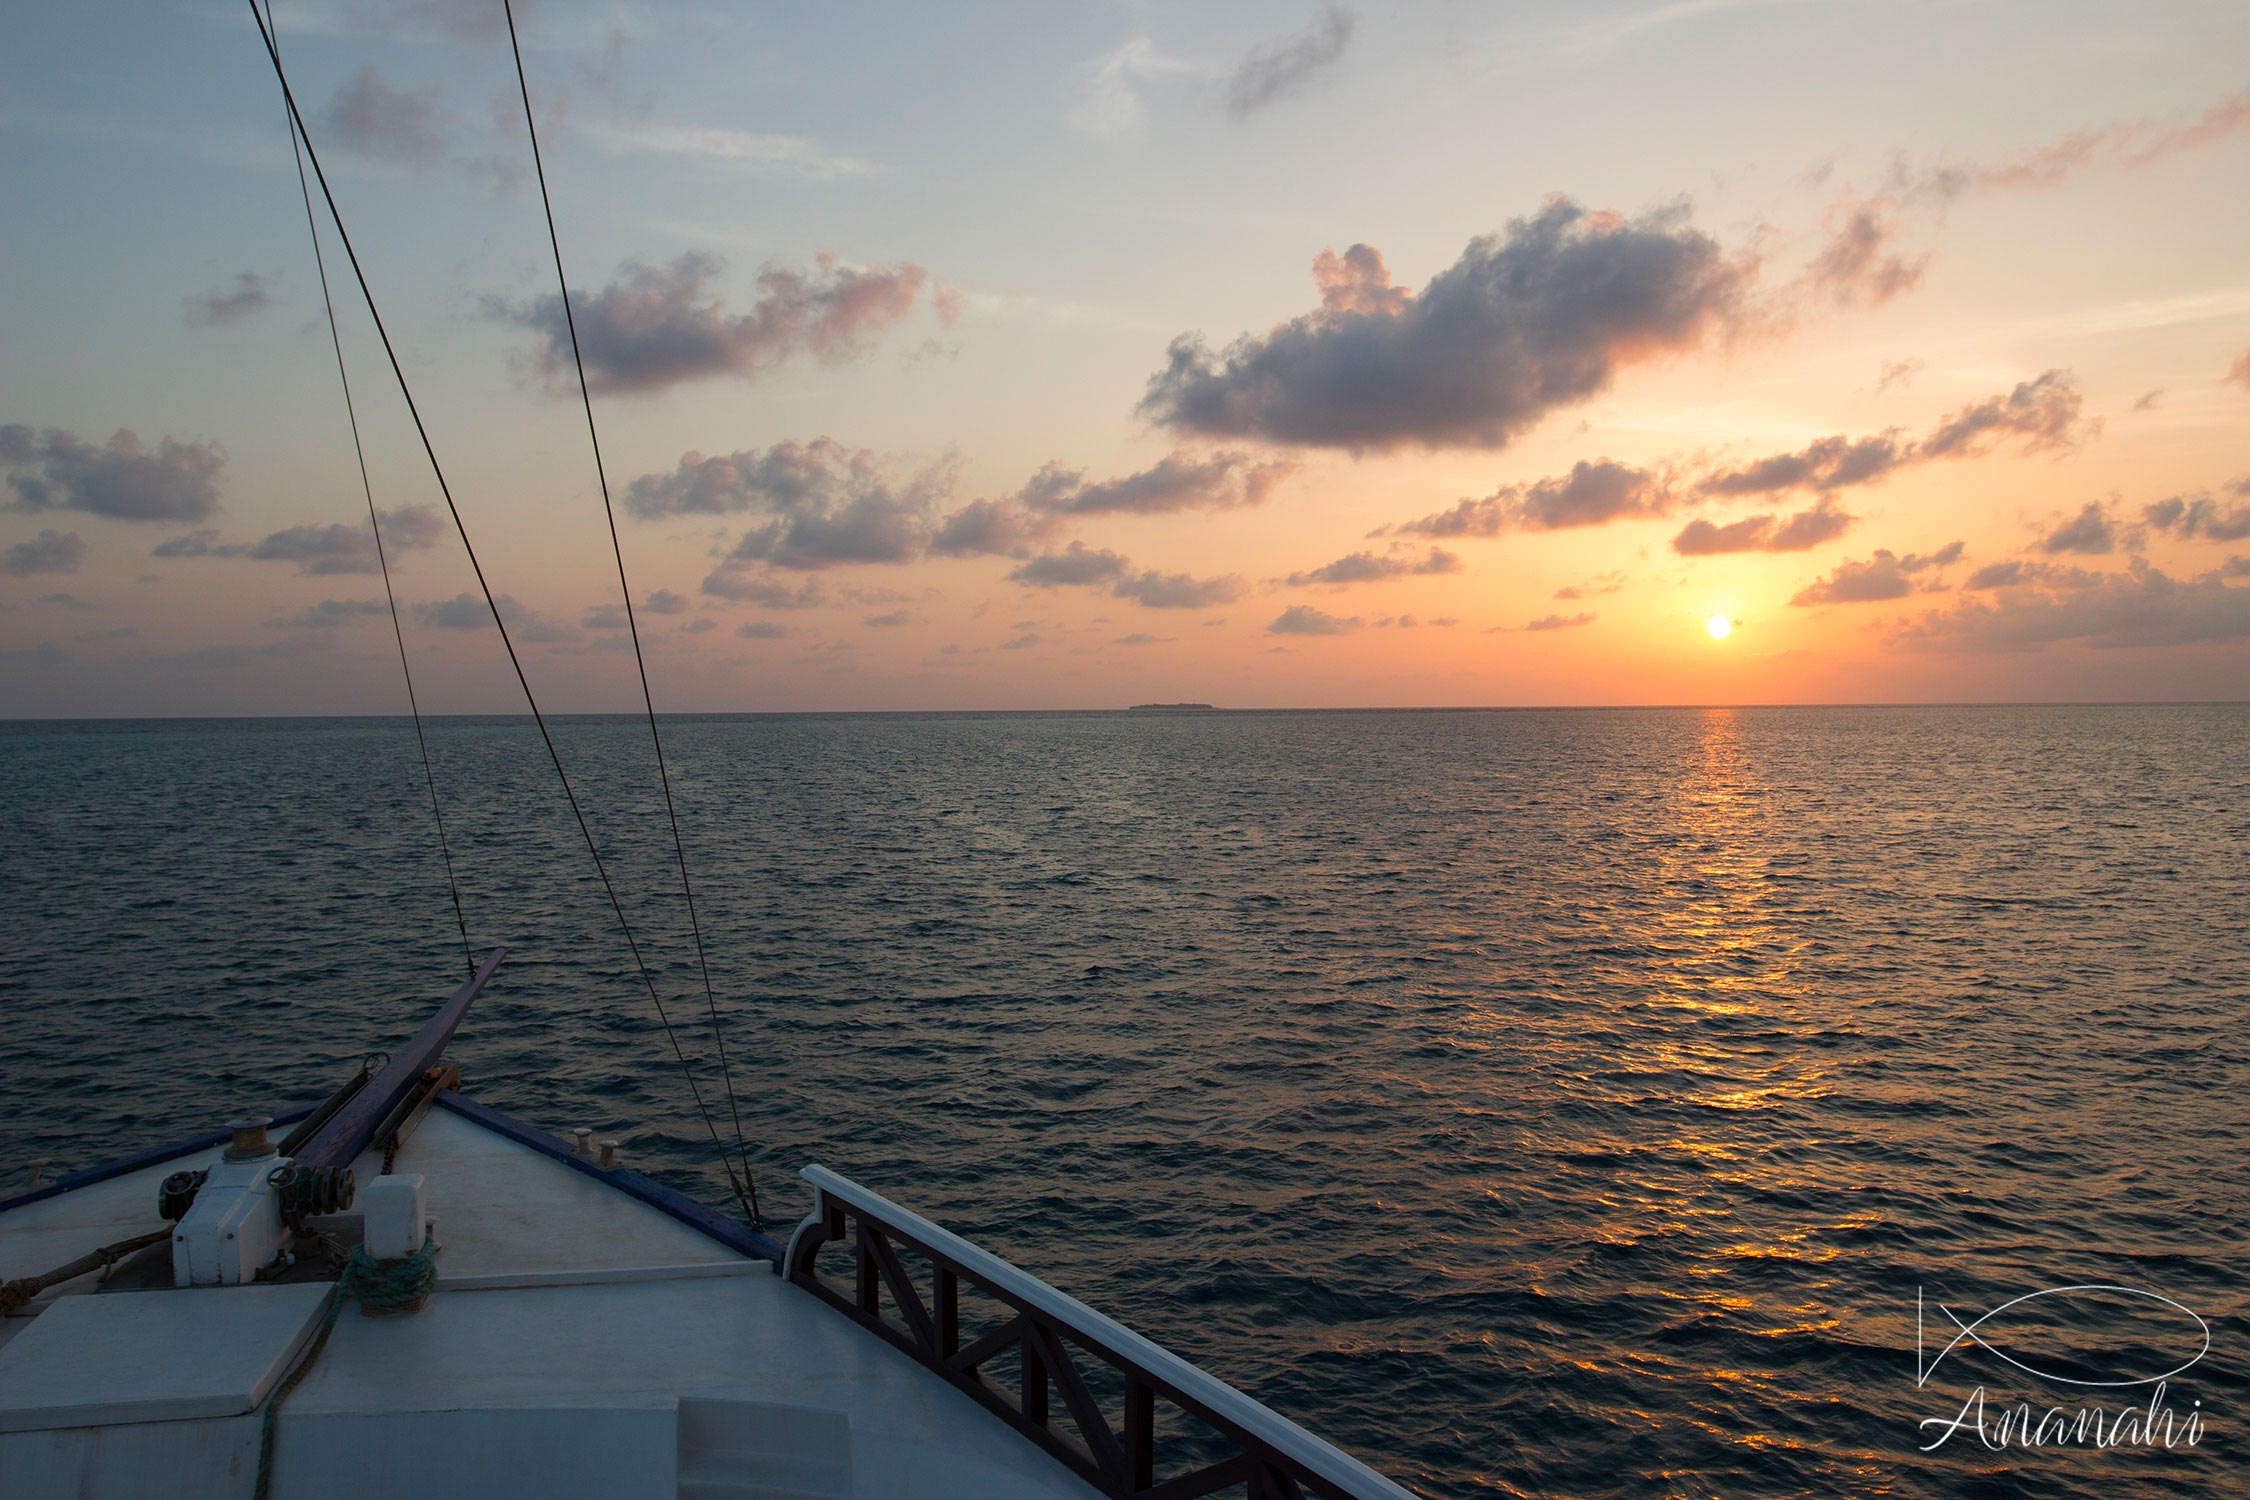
433 1091 784 1266
0 1103 320 1218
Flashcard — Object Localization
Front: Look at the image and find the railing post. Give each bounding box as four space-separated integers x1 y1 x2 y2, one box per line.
1022 1322 1049 1428
855 1222 879 1315
1124 1379 1154 1492
936 1266 960 1360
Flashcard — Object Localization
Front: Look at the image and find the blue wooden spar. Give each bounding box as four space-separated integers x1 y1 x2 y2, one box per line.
292 948 508 1171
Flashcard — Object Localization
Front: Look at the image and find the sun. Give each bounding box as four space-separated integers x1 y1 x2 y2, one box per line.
1706 614 1733 640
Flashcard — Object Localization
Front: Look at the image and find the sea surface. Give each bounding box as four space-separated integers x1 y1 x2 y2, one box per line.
3 707 2245 1498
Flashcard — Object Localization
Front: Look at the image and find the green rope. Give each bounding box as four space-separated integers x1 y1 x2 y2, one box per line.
253 1235 438 1500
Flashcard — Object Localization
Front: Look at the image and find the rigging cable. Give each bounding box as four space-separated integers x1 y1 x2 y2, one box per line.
261 0 474 980
501 0 761 1227
245 0 759 1227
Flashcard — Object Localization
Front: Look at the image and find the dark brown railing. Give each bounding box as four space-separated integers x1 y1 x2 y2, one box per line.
784 1166 1419 1500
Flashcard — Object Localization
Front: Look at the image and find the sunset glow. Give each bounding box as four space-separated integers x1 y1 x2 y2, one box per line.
2 5 2246 714
1707 616 1734 642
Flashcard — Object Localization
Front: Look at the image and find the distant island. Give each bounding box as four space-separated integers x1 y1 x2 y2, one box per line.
1127 702 1216 712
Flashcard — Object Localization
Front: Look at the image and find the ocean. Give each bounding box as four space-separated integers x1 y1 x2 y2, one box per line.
3 706 2244 1498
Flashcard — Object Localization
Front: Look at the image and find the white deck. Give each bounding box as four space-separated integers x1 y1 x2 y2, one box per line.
0 1107 1098 1500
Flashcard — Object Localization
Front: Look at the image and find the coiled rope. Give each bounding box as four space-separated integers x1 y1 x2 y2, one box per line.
253 1236 438 1500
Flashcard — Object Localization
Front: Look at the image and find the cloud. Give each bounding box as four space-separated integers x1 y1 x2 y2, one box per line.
271 598 389 628
584 603 628 630
1391 459 1667 538
319 66 450 164
1671 498 1853 555
1067 38 1203 135
631 437 951 574
864 609 910 627
152 505 443 574
1139 200 1753 451
36 592 91 609
1 424 225 522
1009 543 1130 588
643 589 688 614
3 529 86 575
1285 546 1461 585
2037 500 2119 556
1521 611 1595 631
2144 493 2250 543
581 120 879 181
1698 370 2088 500
699 570 825 608
1876 358 1923 392
1964 559 2030 590
186 272 273 328
1896 89 2250 206
928 497 1067 559
1112 632 1171 646
253 505 444 574
1790 542 1964 605
1269 604 1361 635
736 620 791 639
1114 569 1244 609
493 251 930 396
415 591 575 642
1896 560 2250 651
1806 197 1926 306
1015 450 1295 516
1224 6 1355 116
2132 389 2164 411
2229 351 2250 392
1001 632 1041 650
1554 571 1625 600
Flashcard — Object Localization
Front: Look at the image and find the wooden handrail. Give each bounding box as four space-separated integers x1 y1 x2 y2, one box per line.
785 1165 1420 1500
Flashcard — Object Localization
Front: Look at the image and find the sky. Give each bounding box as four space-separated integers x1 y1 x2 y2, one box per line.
2 0 2247 714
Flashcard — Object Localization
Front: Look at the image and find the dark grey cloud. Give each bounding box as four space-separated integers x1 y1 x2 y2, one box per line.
494 251 930 396
1009 544 1243 609
1285 546 1460 586
1015 450 1295 516
737 620 792 640
929 498 1066 558
1112 632 1171 646
154 505 443 574
1114 569 1245 609
699 570 825 608
2144 493 2250 543
414 591 575 642
1790 542 1964 605
864 609 911 627
642 589 689 614
1268 604 1361 635
3 529 86 575
1522 611 1595 631
37 592 91 609
1699 371 2087 500
319 66 450 164
1223 6 1355 116
1140 200 1751 451
584 603 629 630
1964 559 2030 590
1671 499 1854 555
624 437 871 518
1 424 225 522
2036 501 2118 556
1001 632 1041 650
271 599 389 629
1390 460 1668 538
1009 543 1130 588
186 272 274 328
1896 560 2250 651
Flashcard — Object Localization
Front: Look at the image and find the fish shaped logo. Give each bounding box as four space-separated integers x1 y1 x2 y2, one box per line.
1917 1284 2210 1389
